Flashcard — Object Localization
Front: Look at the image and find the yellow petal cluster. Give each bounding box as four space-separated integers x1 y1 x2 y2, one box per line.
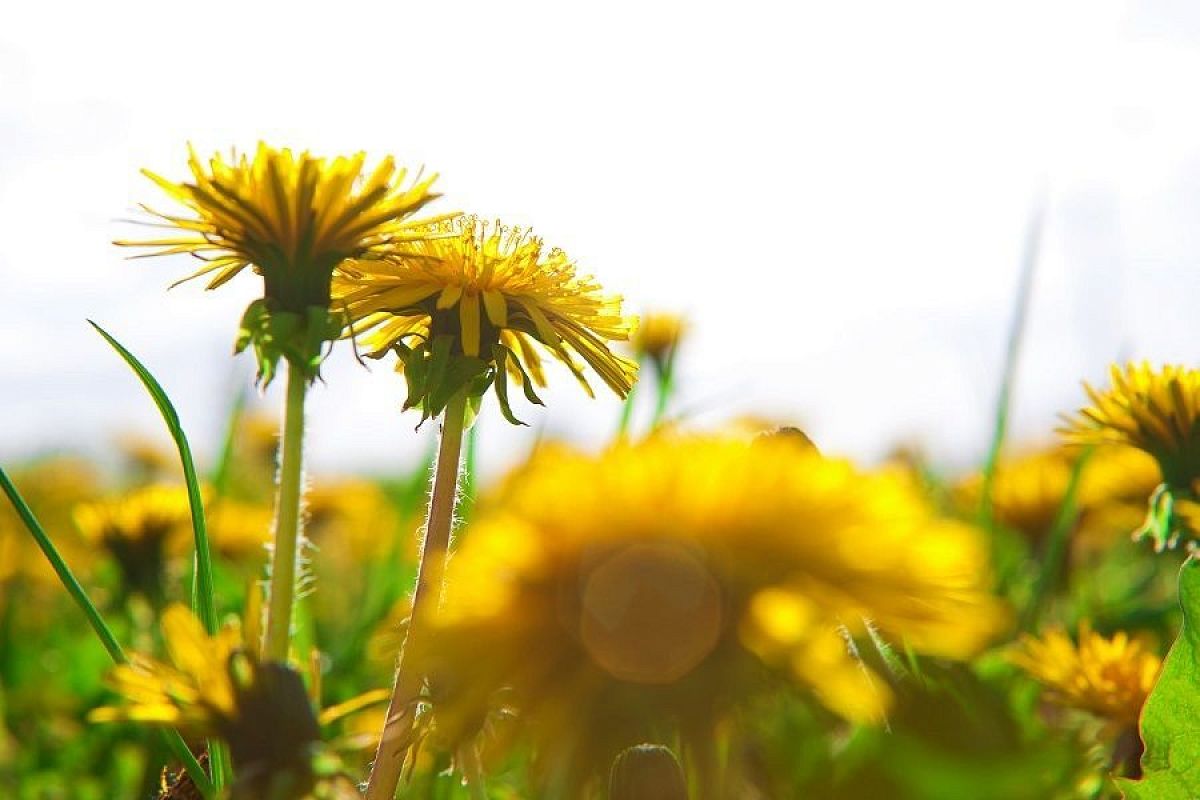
0 459 98 590
90 604 241 731
417 435 1005 778
1061 362 1200 487
955 446 1076 541
119 143 447 314
953 444 1160 550
1010 624 1161 728
335 215 637 403
632 311 687 367
73 484 193 549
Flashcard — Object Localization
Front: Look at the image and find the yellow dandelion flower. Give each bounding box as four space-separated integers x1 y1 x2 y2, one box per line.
955 446 1076 542
632 312 687 370
1062 363 1200 549
1063 363 1200 483
1074 446 1161 555
1010 624 1161 729
205 500 273 559
92 605 326 798
74 484 194 599
334 216 637 424
416 435 1004 787
0 458 98 591
119 143 450 382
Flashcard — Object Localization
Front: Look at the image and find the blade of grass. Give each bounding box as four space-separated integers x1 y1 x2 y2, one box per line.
1020 447 1092 631
978 192 1047 532
88 320 230 787
0 466 216 798
89 321 218 635
210 386 247 499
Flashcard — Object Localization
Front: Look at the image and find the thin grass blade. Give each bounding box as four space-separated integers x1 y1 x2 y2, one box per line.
88 320 229 787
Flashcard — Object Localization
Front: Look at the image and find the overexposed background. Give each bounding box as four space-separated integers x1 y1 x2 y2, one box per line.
2 0 1198 478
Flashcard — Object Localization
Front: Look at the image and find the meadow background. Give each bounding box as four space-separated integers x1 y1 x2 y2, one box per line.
4 2 1200 799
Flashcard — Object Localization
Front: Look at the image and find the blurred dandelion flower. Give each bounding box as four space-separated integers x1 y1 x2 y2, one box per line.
74 485 194 600
118 143 449 382
955 446 1077 542
0 459 98 591
1062 363 1200 549
335 216 637 424
415 435 1004 787
91 605 337 798
632 312 686 372
1010 624 1161 729
1074 446 1161 556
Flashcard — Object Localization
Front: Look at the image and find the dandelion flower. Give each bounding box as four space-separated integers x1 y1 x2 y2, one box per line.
415 435 1004 789
91 605 328 798
74 485 194 600
955 446 1077 542
0 459 98 591
1062 363 1200 484
1062 363 1200 549
632 312 687 372
119 143 450 382
1010 624 1161 729
334 216 637 424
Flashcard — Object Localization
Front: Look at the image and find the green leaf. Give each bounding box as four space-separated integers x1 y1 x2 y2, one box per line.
1119 557 1200 799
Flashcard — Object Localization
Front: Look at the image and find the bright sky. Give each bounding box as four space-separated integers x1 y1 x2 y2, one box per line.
3 0 1199 478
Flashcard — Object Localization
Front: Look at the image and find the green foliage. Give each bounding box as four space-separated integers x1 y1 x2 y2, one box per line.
1119 557 1200 799
236 301 345 386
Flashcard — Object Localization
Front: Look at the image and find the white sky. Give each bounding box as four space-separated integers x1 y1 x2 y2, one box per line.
2 0 1199 479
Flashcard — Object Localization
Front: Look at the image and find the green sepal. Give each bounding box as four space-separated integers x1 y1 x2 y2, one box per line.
1135 484 1194 552
491 345 528 426
426 355 490 421
396 334 492 429
462 371 495 430
497 343 545 407
235 301 345 386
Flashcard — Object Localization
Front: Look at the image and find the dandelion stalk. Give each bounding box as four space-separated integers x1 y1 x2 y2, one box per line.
616 369 640 437
650 347 678 430
264 362 308 662
365 389 469 800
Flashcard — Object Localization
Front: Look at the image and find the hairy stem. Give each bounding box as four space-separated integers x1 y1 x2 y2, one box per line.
263 363 308 662
365 390 469 800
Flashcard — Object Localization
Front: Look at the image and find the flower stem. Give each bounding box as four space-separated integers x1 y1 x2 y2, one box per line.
263 362 308 662
365 390 469 800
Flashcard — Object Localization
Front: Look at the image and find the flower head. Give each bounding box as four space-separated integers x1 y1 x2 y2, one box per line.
632 312 687 373
1062 363 1200 549
74 485 194 599
416 435 1004 787
91 605 328 798
0 459 98 590
119 143 449 382
955 446 1076 541
334 216 637 425
1062 363 1200 486
1010 624 1161 729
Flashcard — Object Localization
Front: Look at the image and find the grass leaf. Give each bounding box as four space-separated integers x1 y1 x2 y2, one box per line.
88 320 229 787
